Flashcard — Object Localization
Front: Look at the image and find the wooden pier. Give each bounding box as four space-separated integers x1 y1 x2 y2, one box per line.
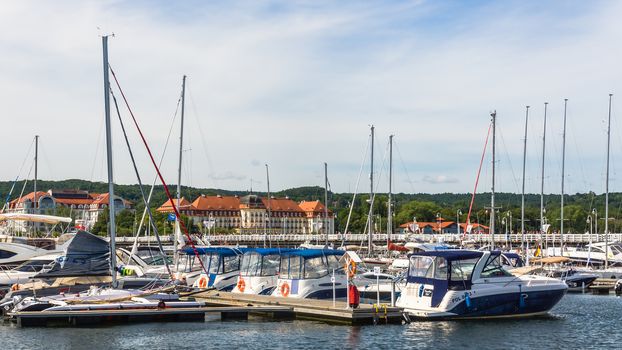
193 290 405 326
9 305 293 327
588 278 616 295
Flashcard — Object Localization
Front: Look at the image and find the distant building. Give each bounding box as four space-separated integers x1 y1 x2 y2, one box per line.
6 189 132 231
399 221 489 234
157 194 333 234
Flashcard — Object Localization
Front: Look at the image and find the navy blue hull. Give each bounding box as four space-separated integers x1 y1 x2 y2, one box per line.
427 289 567 319
304 288 348 300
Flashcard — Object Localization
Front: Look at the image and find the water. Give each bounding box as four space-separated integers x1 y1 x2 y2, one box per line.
2 293 620 349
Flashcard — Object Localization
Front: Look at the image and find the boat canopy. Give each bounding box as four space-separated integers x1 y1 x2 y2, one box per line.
281 249 344 258
408 250 485 261
246 248 297 256
0 213 72 224
240 248 296 277
182 247 247 257
35 231 110 278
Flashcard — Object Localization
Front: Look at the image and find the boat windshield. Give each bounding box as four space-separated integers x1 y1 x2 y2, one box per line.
261 254 281 276
450 258 479 281
204 253 221 274
223 255 240 273
408 256 448 279
280 256 302 279
240 253 262 276
13 259 54 273
480 254 513 278
304 257 328 279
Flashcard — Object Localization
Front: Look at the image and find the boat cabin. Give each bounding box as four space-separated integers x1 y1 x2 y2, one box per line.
182 247 247 290
406 250 512 307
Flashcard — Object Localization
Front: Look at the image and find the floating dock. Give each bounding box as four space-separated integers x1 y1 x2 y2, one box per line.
589 278 616 295
9 305 293 327
194 290 405 325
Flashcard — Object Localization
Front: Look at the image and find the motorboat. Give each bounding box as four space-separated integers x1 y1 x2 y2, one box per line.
529 256 598 292
396 250 567 319
233 248 295 295
272 249 346 299
0 253 60 296
188 247 247 291
550 242 622 267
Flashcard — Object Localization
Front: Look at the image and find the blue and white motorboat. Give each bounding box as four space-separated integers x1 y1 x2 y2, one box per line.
396 250 567 319
233 248 294 295
272 249 346 299
187 247 247 291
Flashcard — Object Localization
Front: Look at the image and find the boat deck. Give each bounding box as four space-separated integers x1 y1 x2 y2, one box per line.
193 290 405 325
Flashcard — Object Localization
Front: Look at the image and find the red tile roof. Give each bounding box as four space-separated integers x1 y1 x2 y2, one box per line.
191 195 240 211
156 197 194 212
261 197 304 212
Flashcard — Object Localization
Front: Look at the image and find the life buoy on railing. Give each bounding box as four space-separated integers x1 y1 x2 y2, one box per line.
198 276 208 288
280 282 290 297
345 260 357 278
237 278 246 292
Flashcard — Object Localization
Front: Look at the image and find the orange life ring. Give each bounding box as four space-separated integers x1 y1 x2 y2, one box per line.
280 282 290 297
237 278 246 292
198 276 208 288
345 260 357 278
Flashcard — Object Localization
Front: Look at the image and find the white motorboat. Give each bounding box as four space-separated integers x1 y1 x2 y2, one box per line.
397 250 567 319
272 249 346 299
0 253 59 295
233 248 294 295
188 247 247 290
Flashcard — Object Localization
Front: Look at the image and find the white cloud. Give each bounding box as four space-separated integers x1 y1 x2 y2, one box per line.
1 0 621 195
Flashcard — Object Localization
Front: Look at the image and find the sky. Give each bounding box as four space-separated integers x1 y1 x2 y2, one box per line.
1 0 622 195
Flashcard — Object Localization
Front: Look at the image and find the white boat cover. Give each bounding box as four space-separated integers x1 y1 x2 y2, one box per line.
0 213 72 224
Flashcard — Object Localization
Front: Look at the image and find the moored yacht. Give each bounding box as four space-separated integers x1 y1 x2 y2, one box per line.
397 250 567 319
233 248 294 295
189 247 247 291
272 249 345 299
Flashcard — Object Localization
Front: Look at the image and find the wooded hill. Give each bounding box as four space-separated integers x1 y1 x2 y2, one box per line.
2 179 620 235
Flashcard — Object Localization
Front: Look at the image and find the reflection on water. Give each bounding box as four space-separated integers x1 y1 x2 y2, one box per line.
1 294 621 349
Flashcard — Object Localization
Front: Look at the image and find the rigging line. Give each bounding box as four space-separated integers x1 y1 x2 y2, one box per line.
17 161 35 208
186 85 218 188
84 116 106 220
497 125 520 194
110 88 173 279
466 120 492 226
342 132 371 247
394 141 416 193
108 65 208 275
2 136 36 211
132 93 181 252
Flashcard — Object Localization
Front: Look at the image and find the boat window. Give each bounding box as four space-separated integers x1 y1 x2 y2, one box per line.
433 257 448 279
261 254 281 276
280 256 302 279
450 258 479 281
326 254 342 271
0 249 17 259
223 255 240 273
204 253 221 274
241 253 261 276
304 256 328 279
408 256 434 278
480 255 513 278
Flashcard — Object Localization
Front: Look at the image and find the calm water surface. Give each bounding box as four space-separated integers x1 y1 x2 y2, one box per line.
1 293 620 349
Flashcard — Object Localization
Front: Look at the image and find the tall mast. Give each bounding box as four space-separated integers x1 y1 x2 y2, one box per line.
521 106 529 255
368 125 375 255
540 102 548 255
490 111 496 250
605 94 613 269
265 163 271 248
560 99 568 255
324 162 329 247
34 135 39 216
102 35 117 287
174 75 186 265
387 135 394 245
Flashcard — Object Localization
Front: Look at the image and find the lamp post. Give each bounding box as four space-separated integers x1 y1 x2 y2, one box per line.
592 208 598 234
436 212 441 234
456 209 462 235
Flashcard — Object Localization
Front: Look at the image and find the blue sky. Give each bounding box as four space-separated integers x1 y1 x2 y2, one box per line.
0 0 621 195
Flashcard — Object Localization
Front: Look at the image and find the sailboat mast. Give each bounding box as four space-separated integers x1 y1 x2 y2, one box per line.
560 99 568 255
388 135 393 245
368 125 375 255
173 75 186 266
540 102 548 256
34 135 39 216
324 162 329 247
102 35 117 287
521 106 529 255
605 94 613 269
490 111 496 250
265 163 271 248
